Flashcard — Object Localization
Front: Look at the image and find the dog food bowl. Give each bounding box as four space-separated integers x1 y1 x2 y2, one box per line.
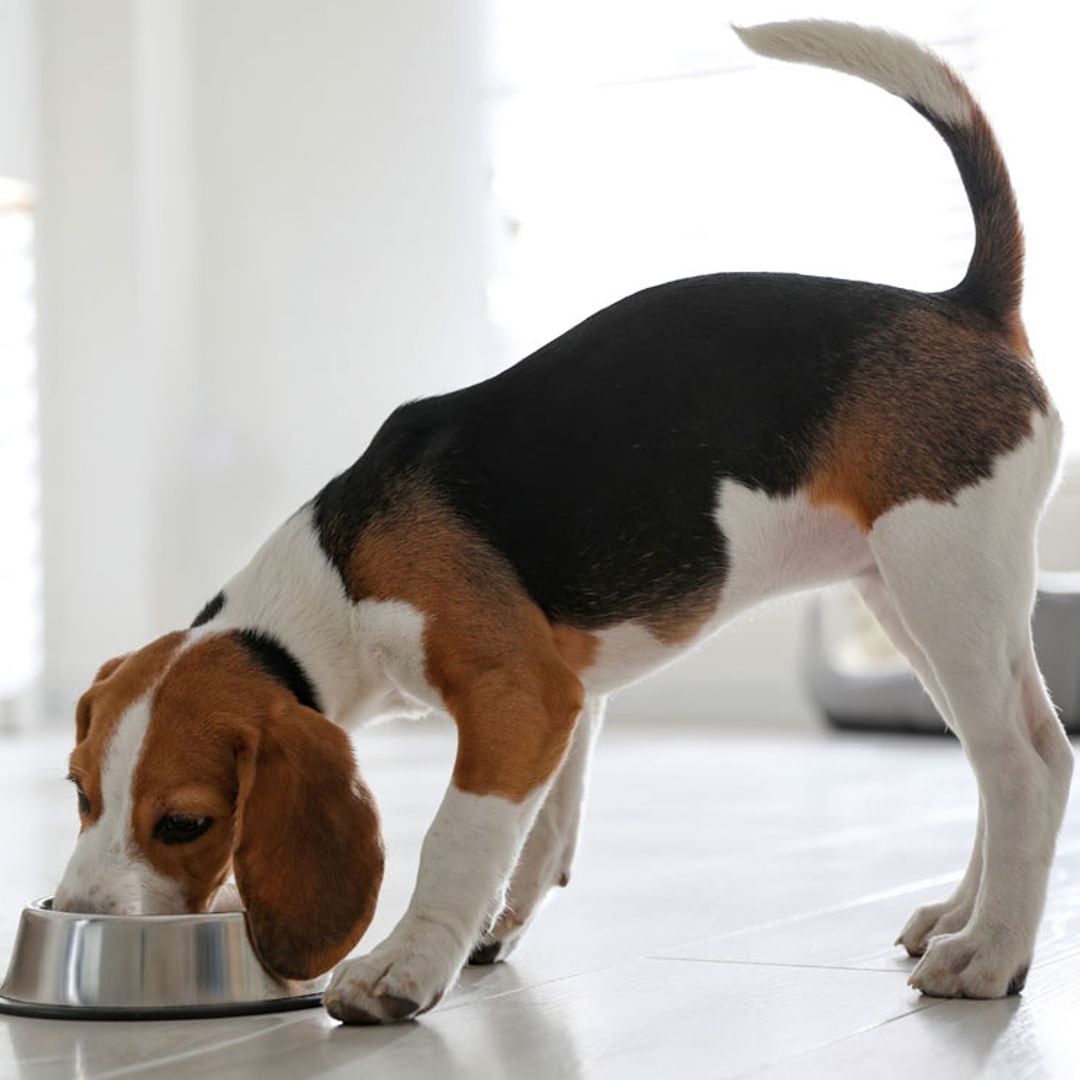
804 571 1080 733
0 899 327 1020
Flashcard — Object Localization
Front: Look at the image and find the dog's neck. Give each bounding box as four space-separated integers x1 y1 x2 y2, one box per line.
196 504 397 725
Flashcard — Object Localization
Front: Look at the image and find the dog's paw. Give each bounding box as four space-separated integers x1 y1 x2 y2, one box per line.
896 900 971 957
467 937 507 967
323 942 454 1025
469 826 573 967
908 930 1030 999
468 871 573 966
468 907 527 966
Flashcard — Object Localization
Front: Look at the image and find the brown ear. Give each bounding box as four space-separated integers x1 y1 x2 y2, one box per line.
75 654 130 742
233 702 384 981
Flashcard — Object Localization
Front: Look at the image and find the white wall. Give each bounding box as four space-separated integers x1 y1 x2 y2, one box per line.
0 0 36 181
36 0 493 713
173 0 494 615
37 0 148 714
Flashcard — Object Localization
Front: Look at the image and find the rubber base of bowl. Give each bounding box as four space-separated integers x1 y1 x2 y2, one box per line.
0 991 324 1021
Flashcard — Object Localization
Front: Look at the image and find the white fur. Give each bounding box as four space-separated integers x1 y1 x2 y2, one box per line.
54 700 185 915
583 621 673 693
324 784 550 1022
854 571 987 954
204 504 379 722
481 695 608 961
861 410 1071 997
199 505 430 726
735 19 973 126
351 597 442 715
716 479 874 608
585 483 872 692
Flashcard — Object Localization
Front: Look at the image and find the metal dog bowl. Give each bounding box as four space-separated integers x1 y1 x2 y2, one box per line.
0 898 327 1020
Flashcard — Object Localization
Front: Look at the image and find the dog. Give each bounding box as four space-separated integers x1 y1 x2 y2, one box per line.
55 20 1071 1023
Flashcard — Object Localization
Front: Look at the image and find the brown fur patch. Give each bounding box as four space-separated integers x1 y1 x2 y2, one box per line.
642 589 720 646
807 308 1048 531
347 486 584 802
551 624 601 673
133 634 384 980
69 633 186 827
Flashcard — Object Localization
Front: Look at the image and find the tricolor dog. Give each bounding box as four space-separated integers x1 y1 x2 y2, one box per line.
56 21 1071 1022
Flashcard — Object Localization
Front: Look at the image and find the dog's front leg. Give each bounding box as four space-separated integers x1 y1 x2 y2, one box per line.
470 695 606 965
322 785 550 1023
324 664 583 1024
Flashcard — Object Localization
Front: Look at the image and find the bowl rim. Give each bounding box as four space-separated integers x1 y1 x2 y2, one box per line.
27 896 248 925
3 897 328 1019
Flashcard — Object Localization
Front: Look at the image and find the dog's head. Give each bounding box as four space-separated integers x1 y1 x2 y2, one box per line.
54 631 384 981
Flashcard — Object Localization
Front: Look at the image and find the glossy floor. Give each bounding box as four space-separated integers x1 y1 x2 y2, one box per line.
1 720 1078 1079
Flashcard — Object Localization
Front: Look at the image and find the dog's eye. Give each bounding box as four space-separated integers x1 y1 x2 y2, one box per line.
153 813 213 846
69 778 90 817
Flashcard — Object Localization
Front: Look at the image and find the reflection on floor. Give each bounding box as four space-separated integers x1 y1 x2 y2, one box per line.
1 720 1078 1079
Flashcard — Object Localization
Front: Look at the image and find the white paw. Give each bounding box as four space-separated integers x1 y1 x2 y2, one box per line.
469 829 572 966
469 907 528 966
323 933 460 1024
908 930 1031 998
896 899 971 957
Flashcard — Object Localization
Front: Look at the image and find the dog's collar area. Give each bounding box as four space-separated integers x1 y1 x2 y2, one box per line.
231 629 323 714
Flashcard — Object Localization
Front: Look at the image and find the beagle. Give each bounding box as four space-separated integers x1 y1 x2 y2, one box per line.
56 21 1071 1023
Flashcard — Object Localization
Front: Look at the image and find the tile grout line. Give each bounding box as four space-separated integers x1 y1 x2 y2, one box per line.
649 870 963 961
91 1012 316 1080
734 996 952 1080
441 964 628 1015
641 954 911 976
649 834 1080 965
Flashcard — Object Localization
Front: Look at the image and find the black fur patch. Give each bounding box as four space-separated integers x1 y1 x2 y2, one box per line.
315 272 960 628
191 591 226 628
907 101 1022 325
232 629 322 713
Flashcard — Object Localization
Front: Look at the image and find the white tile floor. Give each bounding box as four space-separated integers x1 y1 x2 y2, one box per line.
1 720 1078 1079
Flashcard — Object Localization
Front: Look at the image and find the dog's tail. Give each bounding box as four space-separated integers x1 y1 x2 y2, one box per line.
735 20 1024 333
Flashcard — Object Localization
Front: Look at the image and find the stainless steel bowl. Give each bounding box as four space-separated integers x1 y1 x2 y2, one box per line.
0 899 327 1020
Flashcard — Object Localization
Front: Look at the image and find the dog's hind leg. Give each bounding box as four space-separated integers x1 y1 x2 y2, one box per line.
855 573 985 956
866 416 1072 998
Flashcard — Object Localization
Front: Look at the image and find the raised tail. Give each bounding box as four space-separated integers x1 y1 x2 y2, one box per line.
735 20 1025 334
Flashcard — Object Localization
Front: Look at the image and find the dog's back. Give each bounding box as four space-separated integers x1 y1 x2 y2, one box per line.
316 21 1052 633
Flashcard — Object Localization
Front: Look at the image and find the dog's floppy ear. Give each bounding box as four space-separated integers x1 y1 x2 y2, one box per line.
233 701 384 981
75 654 130 742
